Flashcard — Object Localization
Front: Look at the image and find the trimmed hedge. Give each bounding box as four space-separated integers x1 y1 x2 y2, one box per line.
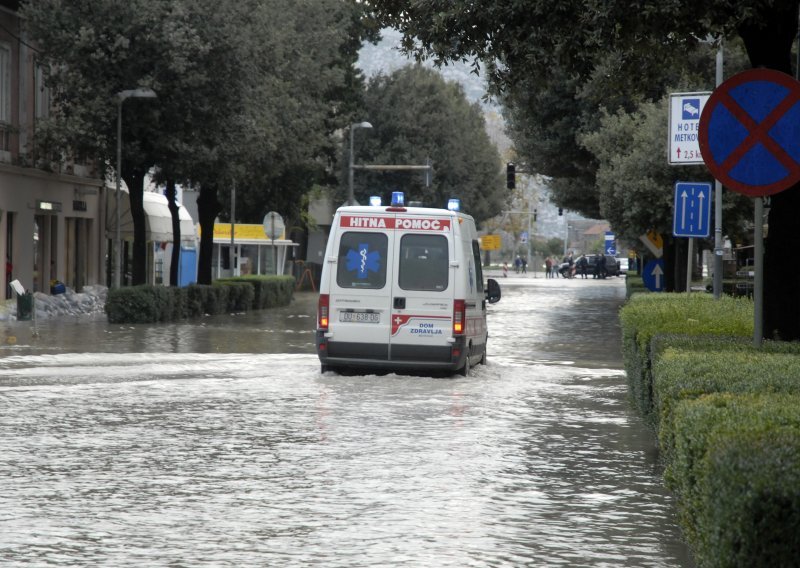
667 393 800 562
215 275 295 310
619 293 800 566
619 293 752 418
654 350 800 460
105 276 293 323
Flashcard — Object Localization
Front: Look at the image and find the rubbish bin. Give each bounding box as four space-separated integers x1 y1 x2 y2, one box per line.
16 291 33 321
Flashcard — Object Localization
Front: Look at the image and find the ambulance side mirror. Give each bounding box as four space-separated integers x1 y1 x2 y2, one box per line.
486 278 501 304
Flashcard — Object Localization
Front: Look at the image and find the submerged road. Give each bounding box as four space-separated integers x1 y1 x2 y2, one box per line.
0 277 692 566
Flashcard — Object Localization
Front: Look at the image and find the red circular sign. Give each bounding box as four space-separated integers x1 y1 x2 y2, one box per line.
698 68 800 197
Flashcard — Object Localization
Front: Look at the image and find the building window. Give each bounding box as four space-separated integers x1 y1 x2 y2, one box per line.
34 60 51 122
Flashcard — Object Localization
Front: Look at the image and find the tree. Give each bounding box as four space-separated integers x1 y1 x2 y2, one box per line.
369 0 800 340
24 0 378 286
354 65 505 224
581 99 753 290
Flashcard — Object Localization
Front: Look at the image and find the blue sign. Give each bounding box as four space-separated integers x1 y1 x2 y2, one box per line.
604 231 616 256
699 69 800 197
682 98 701 120
673 182 712 237
642 259 665 292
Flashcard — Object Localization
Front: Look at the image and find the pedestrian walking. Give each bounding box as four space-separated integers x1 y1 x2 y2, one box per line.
545 256 553 278
597 253 608 279
576 254 589 279
521 257 527 274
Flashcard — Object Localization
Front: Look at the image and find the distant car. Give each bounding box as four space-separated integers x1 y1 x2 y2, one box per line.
616 258 629 274
582 254 619 277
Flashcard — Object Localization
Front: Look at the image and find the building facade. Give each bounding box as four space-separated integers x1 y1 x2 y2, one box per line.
0 3 107 300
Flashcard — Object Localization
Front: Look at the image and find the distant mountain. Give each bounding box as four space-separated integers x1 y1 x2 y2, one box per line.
358 28 498 112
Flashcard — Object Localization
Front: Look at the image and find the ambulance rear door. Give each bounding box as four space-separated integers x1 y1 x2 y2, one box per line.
326 212 396 361
388 213 455 365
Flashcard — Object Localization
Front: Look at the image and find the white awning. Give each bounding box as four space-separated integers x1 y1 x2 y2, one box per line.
107 189 197 244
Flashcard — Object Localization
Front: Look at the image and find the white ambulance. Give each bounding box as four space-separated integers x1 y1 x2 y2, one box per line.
316 194 501 376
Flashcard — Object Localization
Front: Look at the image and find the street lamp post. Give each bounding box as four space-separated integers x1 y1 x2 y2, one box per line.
114 87 157 288
348 121 372 205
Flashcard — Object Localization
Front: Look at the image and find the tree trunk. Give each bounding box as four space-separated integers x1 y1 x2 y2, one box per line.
739 1 800 340
165 179 181 287
125 170 148 286
197 185 221 285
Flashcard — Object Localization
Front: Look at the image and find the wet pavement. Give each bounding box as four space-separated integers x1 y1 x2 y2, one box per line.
0 276 693 567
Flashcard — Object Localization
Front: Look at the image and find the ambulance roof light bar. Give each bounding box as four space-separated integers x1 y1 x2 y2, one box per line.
447 198 460 212
369 195 382 206
386 191 406 212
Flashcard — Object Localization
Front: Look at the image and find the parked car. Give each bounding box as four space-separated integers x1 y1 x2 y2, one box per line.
583 254 619 277
616 257 629 275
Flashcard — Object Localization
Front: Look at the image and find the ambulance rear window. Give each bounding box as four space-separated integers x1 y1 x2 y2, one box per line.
336 232 388 289
399 234 449 291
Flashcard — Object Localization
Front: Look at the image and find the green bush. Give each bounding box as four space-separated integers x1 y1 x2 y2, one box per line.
216 275 294 309
105 285 166 323
625 275 647 298
698 425 800 567
106 277 291 323
654 350 800 460
619 293 752 417
667 393 800 553
216 281 254 312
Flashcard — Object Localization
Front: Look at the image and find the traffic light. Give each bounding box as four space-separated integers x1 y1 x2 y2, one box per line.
558 208 563 216
506 162 515 189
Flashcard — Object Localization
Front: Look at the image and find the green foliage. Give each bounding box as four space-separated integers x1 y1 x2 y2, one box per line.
654 350 800 461
665 394 800 566
697 427 800 568
105 277 291 323
619 293 753 417
105 285 164 324
215 275 294 309
356 66 504 224
580 99 753 244
23 0 378 284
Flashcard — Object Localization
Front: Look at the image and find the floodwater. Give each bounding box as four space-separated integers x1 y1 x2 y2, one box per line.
0 276 693 567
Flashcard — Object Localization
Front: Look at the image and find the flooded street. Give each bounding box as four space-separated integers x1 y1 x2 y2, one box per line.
0 277 692 567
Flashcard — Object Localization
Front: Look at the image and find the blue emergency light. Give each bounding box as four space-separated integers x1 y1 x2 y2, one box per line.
391 191 405 206
369 195 382 206
447 198 460 211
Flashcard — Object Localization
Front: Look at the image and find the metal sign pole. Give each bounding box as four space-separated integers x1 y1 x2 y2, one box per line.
753 198 764 347
686 238 693 292
713 45 724 299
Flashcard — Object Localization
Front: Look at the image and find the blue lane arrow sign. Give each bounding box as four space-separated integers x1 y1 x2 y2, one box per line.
673 182 712 238
642 259 665 292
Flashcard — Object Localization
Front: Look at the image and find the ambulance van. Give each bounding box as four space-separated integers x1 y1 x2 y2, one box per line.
316 195 501 376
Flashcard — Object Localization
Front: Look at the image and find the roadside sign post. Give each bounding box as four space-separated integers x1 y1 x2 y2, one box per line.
604 232 616 256
669 92 711 165
673 181 712 292
699 68 800 346
263 211 285 275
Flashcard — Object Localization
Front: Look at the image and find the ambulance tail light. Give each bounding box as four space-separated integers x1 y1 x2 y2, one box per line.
318 294 330 330
453 299 466 335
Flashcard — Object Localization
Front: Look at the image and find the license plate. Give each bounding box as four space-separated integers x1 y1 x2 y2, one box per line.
339 311 380 323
